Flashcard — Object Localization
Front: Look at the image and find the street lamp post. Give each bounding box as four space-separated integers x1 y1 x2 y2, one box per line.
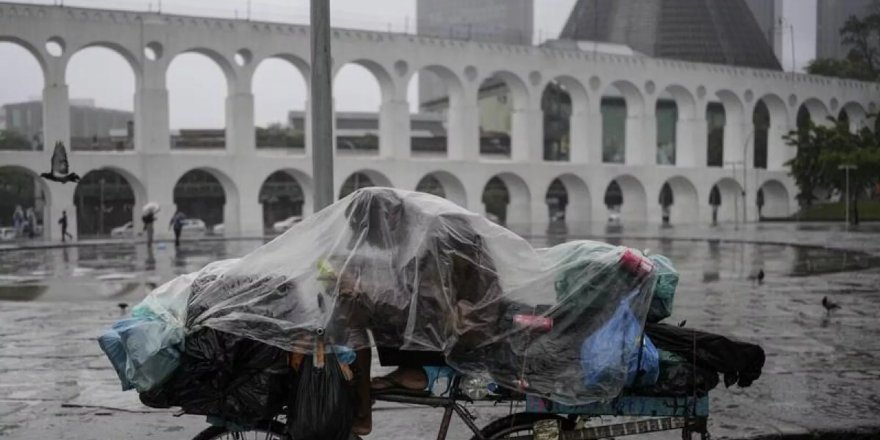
838 164 858 227
310 0 334 212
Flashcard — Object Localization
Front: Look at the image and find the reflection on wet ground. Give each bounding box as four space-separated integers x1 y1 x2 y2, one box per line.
1 223 880 439
1 234 877 303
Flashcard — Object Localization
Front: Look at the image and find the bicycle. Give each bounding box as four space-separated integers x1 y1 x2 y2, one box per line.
191 375 710 440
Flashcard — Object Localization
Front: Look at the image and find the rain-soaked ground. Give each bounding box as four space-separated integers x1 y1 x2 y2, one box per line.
1 222 879 439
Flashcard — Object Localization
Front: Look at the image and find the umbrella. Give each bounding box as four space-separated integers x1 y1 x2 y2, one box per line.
142 203 161 215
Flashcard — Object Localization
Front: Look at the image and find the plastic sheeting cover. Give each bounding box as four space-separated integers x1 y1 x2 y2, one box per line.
157 188 657 404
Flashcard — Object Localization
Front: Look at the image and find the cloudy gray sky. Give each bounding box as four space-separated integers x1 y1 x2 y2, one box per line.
0 0 817 129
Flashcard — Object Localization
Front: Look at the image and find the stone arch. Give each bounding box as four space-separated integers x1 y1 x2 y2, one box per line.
166 50 233 148
407 65 465 156
67 42 141 85
335 59 395 103
709 177 744 223
601 80 645 164
839 102 868 132
415 171 467 207
169 48 236 93
0 36 48 81
477 70 529 158
0 165 51 237
710 90 745 167
173 167 240 232
339 169 393 199
659 176 699 225
482 172 531 227
541 76 588 161
66 45 137 151
546 173 590 226
604 174 647 224
259 169 310 230
757 179 790 219
73 167 143 236
0 39 47 150
252 55 310 149
799 98 831 125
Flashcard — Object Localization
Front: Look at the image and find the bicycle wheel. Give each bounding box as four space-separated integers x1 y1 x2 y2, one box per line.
191 420 290 440
473 413 575 440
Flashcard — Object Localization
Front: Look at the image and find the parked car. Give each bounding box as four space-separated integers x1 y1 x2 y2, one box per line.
272 216 302 233
212 223 225 235
0 227 16 241
110 222 134 238
180 219 207 235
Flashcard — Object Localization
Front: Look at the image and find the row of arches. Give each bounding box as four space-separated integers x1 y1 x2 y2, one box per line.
0 164 791 238
2 39 872 167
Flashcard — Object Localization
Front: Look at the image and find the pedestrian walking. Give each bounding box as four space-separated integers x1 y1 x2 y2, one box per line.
59 210 73 242
169 211 185 247
142 211 156 248
25 208 36 239
12 205 24 237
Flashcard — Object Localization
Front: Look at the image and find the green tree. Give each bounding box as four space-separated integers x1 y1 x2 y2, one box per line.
785 118 880 224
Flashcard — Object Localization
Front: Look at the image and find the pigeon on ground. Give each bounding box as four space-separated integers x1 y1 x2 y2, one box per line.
822 296 840 314
678 320 687 328
40 141 80 184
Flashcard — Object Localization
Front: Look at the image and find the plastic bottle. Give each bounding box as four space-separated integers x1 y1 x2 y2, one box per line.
461 376 490 400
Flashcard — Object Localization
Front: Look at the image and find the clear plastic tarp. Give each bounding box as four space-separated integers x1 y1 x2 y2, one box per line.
155 188 658 404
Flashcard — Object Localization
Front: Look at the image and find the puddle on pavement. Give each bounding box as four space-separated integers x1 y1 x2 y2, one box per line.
0 237 878 302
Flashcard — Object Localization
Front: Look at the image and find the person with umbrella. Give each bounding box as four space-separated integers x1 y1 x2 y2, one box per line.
142 203 160 248
169 210 185 248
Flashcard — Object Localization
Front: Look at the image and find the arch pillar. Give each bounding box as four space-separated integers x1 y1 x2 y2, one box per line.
237 178 262 235
511 102 542 162
51 183 76 241
447 93 479 161
629 108 654 165
767 119 792 171
379 96 410 159
227 74 255 154
582 99 603 164
135 60 170 153
42 59 70 150
678 114 707 167
724 120 747 165
569 106 591 163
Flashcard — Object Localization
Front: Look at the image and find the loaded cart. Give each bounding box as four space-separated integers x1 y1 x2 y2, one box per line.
97 188 762 440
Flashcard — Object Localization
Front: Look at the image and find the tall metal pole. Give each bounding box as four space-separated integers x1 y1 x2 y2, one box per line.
311 0 334 211
838 164 857 227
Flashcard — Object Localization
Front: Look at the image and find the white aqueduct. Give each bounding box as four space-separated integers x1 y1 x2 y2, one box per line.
1 3 878 239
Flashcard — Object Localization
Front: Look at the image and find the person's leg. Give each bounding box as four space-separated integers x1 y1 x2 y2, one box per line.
352 348 372 436
174 228 181 247
61 226 66 242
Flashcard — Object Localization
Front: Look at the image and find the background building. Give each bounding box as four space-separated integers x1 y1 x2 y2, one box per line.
416 0 533 106
1 99 132 151
559 0 782 70
816 0 876 60
744 0 783 62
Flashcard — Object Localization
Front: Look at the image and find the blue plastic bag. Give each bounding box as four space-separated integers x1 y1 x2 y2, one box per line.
97 313 184 392
580 292 659 393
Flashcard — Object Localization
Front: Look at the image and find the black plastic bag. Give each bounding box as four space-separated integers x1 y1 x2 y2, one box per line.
139 328 290 424
289 347 356 440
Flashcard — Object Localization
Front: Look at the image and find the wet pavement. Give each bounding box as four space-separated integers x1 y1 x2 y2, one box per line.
1 222 880 439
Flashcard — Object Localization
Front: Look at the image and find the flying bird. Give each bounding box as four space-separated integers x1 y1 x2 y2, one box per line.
40 141 80 184
822 296 841 314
